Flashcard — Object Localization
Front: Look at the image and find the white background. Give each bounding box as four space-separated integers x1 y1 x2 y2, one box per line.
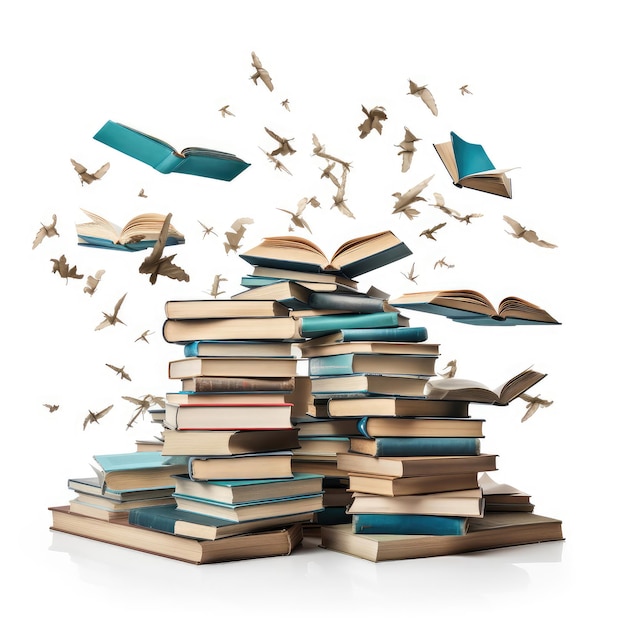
2 1 619 622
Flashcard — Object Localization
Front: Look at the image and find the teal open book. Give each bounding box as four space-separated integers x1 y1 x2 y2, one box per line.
93 120 250 181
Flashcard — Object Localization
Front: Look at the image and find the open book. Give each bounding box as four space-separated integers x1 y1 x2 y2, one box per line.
93 120 250 181
76 209 185 251
239 231 412 278
389 289 560 325
424 367 546 405
433 131 516 198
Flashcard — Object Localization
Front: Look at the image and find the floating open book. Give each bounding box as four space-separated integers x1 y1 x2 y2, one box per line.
433 131 516 198
389 289 560 325
93 120 250 181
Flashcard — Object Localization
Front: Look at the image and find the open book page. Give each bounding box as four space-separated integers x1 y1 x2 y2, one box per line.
76 209 121 243
479 472 530 496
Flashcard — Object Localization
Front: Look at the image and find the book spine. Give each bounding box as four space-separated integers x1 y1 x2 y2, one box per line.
352 513 468 535
300 311 401 338
308 354 355 376
307 292 387 313
356 417 371 438
128 507 176 534
369 437 480 456
191 377 296 392
339 326 428 342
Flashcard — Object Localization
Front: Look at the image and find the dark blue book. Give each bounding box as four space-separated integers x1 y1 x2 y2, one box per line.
352 513 469 535
349 436 481 457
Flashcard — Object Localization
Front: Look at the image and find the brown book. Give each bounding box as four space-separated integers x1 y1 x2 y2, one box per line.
182 376 296 393
300 339 440 358
320 512 564 562
291 416 361 437
165 299 290 319
347 472 480 496
165 391 289 405
326 397 470 418
49 506 304 564
188 452 294 480
160 428 299 456
479 472 535 512
162 317 303 343
68 493 175 521
358 417 484 438
169 357 299 379
309 353 438 377
291 459 349 478
336 452 497 477
295 437 351 456
311 374 430 397
347 488 484 518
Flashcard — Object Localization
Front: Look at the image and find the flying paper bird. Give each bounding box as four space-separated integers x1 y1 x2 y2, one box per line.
135 330 154 343
454 212 484 224
43 403 59 413
138 188 147 198
519 393 554 422
429 192 461 217
224 217 253 254
123 394 165 430
358 105 387 138
95 293 127 331
264 127 296 156
434 256 455 269
395 127 421 173
420 222 446 240
198 221 218 238
50 254 83 283
139 213 190 284
503 215 558 248
311 134 352 170
209 274 227 297
70 159 110 185
331 167 355 218
260 147 292 175
250 51 274 91
277 197 314 233
407 80 438 116
83 404 113 430
33 214 60 249
106 363 132 381
460 84 473 95
219 105 235 117
83 269 105 296
400 262 418 283
438 359 457 378
319 161 340 186
281 99 291 111
392 175 434 219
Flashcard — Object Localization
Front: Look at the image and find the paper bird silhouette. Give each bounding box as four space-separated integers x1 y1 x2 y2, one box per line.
400 262 418 283
106 363 132 381
138 188 148 198
70 159 110 185
392 175 434 219
139 213 190 284
454 212 484 224
209 274 227 297
395 127 421 173
429 192 461 217
281 99 291 111
83 269 105 296
135 330 154 343
331 167 355 218
519 393 554 422
434 256 455 269
358 105 387 138
198 221 218 238
95 293 127 331
264 127 296 156
250 51 274 91
277 197 314 233
224 217 253 254
219 105 235 117
438 359 457 378
420 222 446 240
503 215 558 248
311 134 352 170
123 394 165 430
83 404 113 430
51 254 83 283
260 147 292 175
319 161 340 186
460 84 473 95
407 80 438 116
43 403 59 413
33 214 60 249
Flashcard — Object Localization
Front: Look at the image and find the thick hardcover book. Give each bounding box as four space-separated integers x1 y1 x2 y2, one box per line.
327 397 470 418
49 506 303 564
67 477 175 502
352 513 469 535
310 374 429 398
183 342 294 358
320 512 564 562
302 326 429 345
181 376 296 393
299 311 410 339
348 436 481 457
357 416 484 438
308 353 437 377
347 472 480 497
248 265 359 289
188 451 294 481
93 120 250 181
168 357 298 379
165 299 290 320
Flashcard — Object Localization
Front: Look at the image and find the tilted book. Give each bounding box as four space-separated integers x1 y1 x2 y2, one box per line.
348 436 481 457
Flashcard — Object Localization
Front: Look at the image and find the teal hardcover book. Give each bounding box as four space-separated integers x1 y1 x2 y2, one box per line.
93 451 181 471
349 436 481 457
308 353 436 377
305 326 428 343
352 513 468 535
300 311 408 339
93 120 250 181
451 131 496 179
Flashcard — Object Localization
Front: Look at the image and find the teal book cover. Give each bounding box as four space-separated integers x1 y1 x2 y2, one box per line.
93 120 250 181
174 491 323 509
352 513 468 535
352 436 481 456
450 131 496 179
300 311 405 338
326 326 428 342
128 504 239 533
77 234 183 252
93 451 182 471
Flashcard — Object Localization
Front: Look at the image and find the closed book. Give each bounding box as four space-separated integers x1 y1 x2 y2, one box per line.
311 373 429 397
92 452 187 490
352 513 469 535
70 492 175 512
183 341 294 358
291 416 361 437
300 340 438 359
295 436 351 456
172 472 324 504
67 477 175 502
165 391 289 405
309 353 437 377
349 436 481 457
181 376 296 393
160 428 299 456
301 326 430 346
336 452 498 477
168 357 299 379
163 402 293 430
327 397 470 418
299 311 410 339
348 488 484 517
165 299 290 319
306 291 397 313
162 317 303 343
128 504 314 541
174 492 325 522
188 451 294 480
249 265 359 289
357 416 484 438
347 472 480 496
